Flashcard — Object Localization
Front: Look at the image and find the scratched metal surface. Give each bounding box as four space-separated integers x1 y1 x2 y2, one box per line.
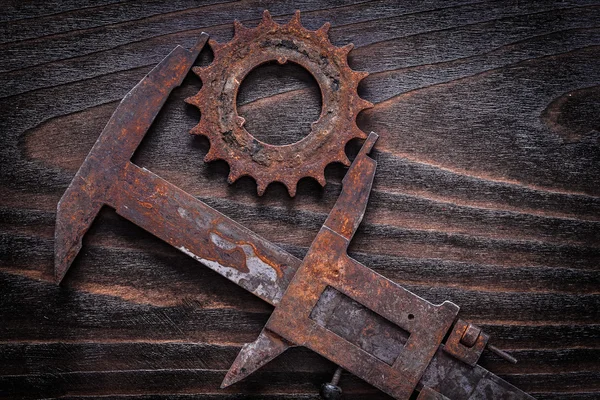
1 1 599 399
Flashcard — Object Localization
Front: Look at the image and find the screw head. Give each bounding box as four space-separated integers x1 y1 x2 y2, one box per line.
320 383 343 399
460 323 481 348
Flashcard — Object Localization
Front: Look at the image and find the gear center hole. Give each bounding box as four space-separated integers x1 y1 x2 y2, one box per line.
236 61 322 146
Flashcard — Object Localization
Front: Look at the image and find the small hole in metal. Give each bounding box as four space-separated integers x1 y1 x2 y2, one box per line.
408 314 415 320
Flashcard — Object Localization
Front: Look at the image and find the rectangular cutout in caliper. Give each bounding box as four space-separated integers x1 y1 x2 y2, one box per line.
310 286 409 366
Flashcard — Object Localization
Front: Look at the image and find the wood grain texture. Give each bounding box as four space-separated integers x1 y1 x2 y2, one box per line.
1 1 599 399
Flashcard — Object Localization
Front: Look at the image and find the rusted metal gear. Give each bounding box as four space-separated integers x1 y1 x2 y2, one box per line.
185 10 373 196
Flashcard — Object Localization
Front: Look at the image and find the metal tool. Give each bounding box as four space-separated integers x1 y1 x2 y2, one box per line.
55 29 535 400
55 33 299 303
185 11 372 196
221 133 533 399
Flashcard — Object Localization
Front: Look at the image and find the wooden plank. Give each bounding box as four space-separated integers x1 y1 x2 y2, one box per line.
0 0 598 398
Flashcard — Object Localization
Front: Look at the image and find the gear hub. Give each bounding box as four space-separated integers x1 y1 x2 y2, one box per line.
186 10 372 196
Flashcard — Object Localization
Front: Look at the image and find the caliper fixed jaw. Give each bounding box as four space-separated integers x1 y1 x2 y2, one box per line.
53 34 301 307
54 33 209 284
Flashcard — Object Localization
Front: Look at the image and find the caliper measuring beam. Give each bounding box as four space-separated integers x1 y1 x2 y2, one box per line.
54 36 535 400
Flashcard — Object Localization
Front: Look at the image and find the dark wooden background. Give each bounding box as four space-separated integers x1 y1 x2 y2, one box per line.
1 1 599 399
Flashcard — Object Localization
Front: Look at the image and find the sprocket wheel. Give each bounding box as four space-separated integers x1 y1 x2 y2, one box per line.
185 10 372 196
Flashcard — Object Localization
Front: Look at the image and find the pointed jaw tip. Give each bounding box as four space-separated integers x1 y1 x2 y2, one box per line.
219 381 231 389
54 237 70 284
54 259 69 285
191 32 209 54
220 371 241 389
54 231 79 285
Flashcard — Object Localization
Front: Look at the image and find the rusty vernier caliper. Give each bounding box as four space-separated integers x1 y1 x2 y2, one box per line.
54 13 536 400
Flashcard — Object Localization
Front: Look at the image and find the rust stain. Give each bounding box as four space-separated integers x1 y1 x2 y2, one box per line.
139 201 153 209
206 229 251 274
209 218 284 278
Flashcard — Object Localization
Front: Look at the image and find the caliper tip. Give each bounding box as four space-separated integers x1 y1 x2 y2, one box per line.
222 329 290 388
54 209 84 284
54 254 72 284
361 131 379 155
54 184 104 284
191 32 209 54
220 371 242 389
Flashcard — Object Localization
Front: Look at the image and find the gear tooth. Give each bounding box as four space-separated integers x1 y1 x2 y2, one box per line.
189 125 199 135
316 22 331 37
193 66 214 84
203 151 215 163
359 98 374 110
227 168 242 184
204 154 218 163
184 95 198 106
191 66 205 77
354 70 369 80
208 39 225 53
338 43 354 57
256 179 268 196
233 20 247 36
185 89 207 106
288 10 302 28
261 10 275 26
348 120 368 139
285 181 298 197
204 147 221 162
338 151 351 166
192 119 213 137
315 173 327 187
354 128 368 140
189 120 203 135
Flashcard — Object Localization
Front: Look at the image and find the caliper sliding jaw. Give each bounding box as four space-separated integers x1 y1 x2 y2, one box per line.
224 133 533 400
224 133 459 398
54 37 535 400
